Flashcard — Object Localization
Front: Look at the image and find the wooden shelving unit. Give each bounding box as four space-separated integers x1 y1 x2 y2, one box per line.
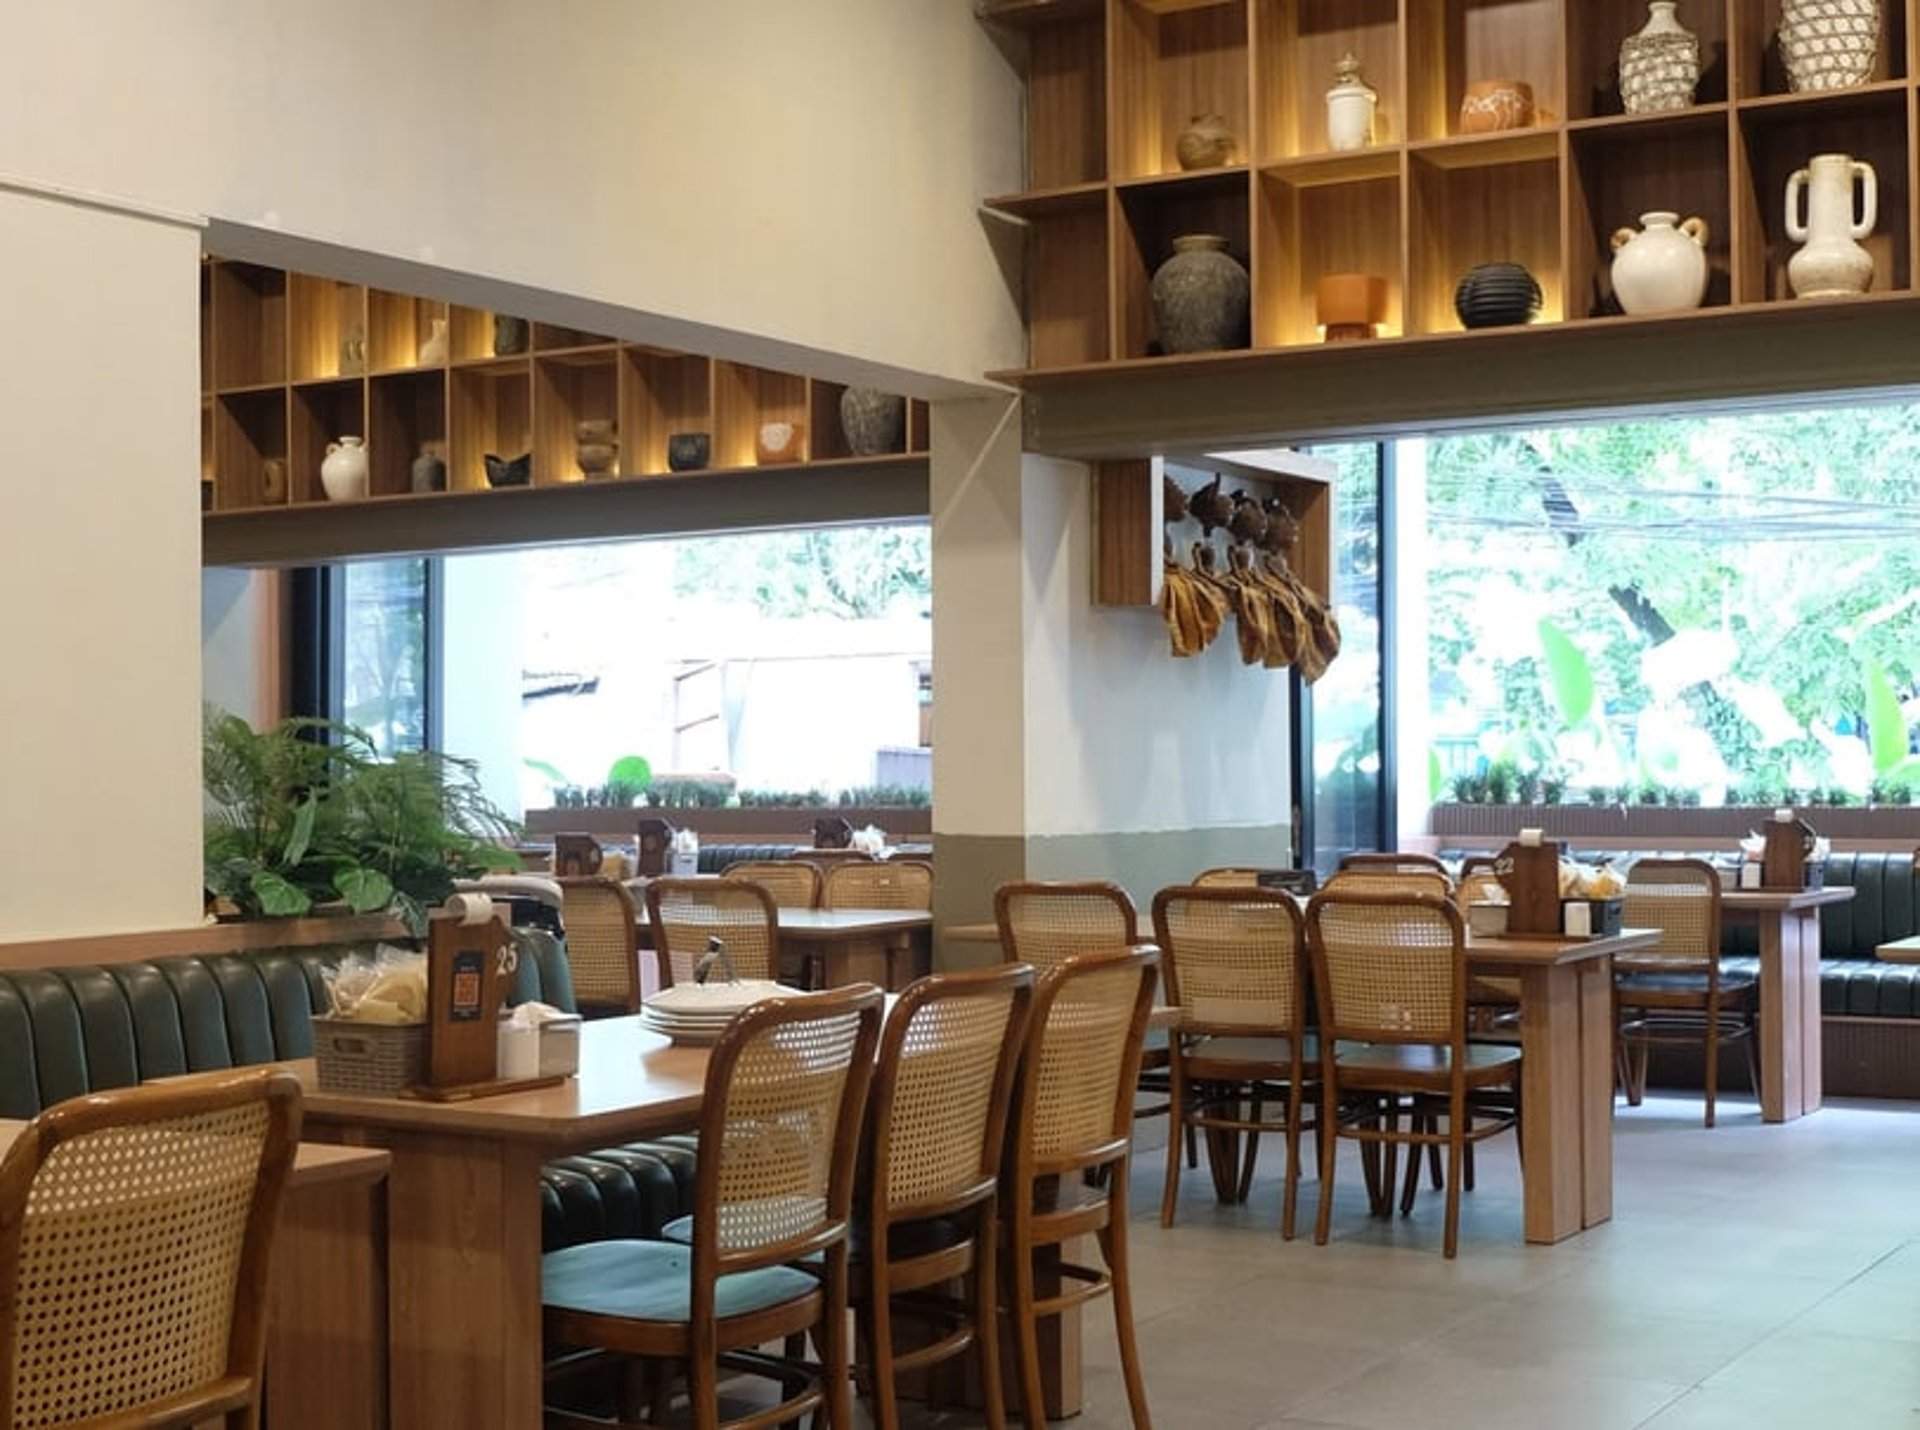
200 259 930 552
983 0 1920 374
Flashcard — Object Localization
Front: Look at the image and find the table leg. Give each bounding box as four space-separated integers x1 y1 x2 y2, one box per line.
372 1130 546 1430
265 1167 389 1428
1516 960 1613 1243
1757 910 1822 1122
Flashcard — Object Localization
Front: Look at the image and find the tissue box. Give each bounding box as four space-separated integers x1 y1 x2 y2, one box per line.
539 1014 582 1078
1467 902 1509 936
669 851 699 876
1561 897 1624 938
1802 860 1826 890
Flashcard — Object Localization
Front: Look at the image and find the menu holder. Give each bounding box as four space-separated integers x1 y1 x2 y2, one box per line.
637 817 677 876
554 832 604 878
409 900 564 1102
1761 815 1817 891
1494 839 1563 938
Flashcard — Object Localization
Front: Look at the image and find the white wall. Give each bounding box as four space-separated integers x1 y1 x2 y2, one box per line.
201 569 274 726
1 2 1026 391
0 186 204 937
1020 457 1294 837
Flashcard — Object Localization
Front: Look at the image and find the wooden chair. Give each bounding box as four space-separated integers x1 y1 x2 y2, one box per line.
1615 857 1758 1128
1000 948 1158 1430
993 880 1181 1159
1192 866 1314 892
1321 867 1453 898
1336 851 1452 880
1458 857 1522 1030
0 1066 303 1430
559 875 645 1016
543 985 883 1430
721 859 821 910
823 859 933 911
1151 885 1317 1237
1303 889 1521 1258
857 964 1033 1430
644 877 781 988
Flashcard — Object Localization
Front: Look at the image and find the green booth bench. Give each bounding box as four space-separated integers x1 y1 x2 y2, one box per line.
0 928 696 1251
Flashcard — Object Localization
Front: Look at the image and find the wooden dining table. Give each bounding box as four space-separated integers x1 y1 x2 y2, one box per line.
293 1017 818 1429
1720 885 1854 1121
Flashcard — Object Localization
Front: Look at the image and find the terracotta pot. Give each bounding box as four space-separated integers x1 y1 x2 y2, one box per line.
1459 79 1535 134
1314 273 1390 341
1175 113 1236 170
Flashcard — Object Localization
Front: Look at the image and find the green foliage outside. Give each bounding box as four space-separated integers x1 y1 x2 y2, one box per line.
1427 407 1920 803
204 708 520 934
672 527 931 620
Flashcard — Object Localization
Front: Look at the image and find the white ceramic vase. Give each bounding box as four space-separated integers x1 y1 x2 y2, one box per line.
1610 211 1710 314
1325 53 1377 151
1786 153 1877 298
1780 0 1881 92
320 436 370 501
1619 2 1700 114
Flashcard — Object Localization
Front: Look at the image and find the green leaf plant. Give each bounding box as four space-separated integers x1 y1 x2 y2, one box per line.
203 706 520 937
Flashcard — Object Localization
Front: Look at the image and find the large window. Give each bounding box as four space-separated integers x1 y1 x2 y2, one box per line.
309 526 932 818
1417 404 1920 805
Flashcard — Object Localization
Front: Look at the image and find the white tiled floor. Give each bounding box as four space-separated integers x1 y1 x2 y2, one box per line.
982 1092 1920 1429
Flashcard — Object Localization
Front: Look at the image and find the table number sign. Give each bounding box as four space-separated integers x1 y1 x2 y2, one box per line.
425 893 517 1092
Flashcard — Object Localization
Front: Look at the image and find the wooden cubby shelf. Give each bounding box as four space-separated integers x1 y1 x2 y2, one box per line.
983 0 1920 378
200 259 928 547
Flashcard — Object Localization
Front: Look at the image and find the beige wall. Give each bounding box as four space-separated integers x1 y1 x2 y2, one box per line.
0 2 1024 392
0 186 204 937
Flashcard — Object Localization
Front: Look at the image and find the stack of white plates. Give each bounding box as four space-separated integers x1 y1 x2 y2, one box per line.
640 980 796 1045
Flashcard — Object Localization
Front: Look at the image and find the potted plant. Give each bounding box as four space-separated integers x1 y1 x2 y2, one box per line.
203 707 520 935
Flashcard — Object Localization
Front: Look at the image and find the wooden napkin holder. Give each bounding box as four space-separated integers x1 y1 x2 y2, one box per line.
1761 816 1816 891
553 832 604 877
413 901 562 1101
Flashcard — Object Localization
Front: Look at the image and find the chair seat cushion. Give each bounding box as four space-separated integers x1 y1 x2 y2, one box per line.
1616 969 1758 1001
543 1240 818 1324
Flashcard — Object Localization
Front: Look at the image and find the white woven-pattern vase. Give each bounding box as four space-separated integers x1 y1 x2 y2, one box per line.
1619 2 1700 114
1780 0 1881 92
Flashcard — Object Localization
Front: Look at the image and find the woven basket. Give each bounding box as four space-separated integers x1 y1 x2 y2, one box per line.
312 1015 428 1096
1780 0 1881 92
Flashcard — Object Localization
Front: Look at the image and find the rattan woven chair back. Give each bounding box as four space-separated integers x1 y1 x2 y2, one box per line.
1306 889 1465 1045
1337 851 1451 881
1620 858 1721 970
994 880 1138 970
1321 867 1454 900
558 875 643 1015
860 966 1033 1430
1151 885 1305 1037
645 877 781 988
1192 866 1291 888
722 860 822 911
0 1067 302 1430
1002 947 1158 1430
823 859 933 912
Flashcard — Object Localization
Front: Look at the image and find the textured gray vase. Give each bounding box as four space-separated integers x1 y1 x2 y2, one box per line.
839 388 906 456
410 450 447 494
1150 234 1250 354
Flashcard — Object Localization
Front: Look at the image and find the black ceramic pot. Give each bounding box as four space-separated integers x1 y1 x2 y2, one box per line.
1454 262 1542 329
666 432 711 472
483 452 532 488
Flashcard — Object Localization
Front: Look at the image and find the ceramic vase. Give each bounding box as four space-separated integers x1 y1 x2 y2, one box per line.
1619 2 1700 114
1610 212 1711 314
320 436 369 501
492 314 529 356
1780 0 1881 92
483 452 532 487
262 457 289 504
666 432 710 472
410 444 447 494
1175 113 1236 170
1459 79 1534 134
1787 153 1877 298
1454 263 1542 328
839 388 906 456
756 420 804 464
418 317 449 365
1325 53 1378 151
1150 234 1250 354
